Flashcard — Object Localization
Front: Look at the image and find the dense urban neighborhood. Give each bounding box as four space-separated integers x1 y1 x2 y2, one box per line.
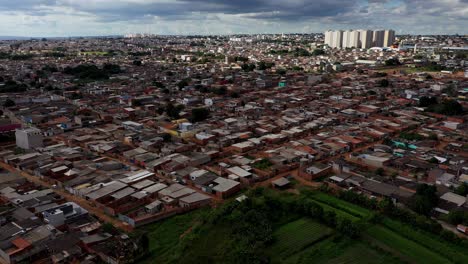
0 32 467 263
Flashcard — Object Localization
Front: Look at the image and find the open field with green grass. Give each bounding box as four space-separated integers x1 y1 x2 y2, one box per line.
309 192 372 218
268 218 332 261
366 225 452 264
138 189 467 264
283 236 403 264
381 218 468 263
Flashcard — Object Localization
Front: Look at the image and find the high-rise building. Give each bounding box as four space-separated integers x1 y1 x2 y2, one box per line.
372 30 385 47
324 30 334 48
325 29 395 49
359 30 373 49
332 30 344 48
342 30 351 49
383 30 395 47
348 30 361 48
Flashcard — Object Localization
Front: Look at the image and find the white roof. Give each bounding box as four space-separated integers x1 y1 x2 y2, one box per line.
440 192 466 206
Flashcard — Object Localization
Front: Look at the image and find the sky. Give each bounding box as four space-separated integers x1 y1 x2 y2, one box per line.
0 0 466 37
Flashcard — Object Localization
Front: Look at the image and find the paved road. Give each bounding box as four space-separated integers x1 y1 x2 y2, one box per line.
0 161 132 232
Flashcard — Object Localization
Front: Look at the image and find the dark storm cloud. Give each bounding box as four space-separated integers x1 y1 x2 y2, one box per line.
0 0 361 22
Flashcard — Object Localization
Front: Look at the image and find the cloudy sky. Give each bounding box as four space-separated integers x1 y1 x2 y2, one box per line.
0 0 466 37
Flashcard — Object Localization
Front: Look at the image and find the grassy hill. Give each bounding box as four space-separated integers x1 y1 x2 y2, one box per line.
136 188 468 264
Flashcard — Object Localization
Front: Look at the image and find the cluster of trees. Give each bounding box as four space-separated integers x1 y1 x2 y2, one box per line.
409 184 438 216
454 182 468 196
378 79 390 87
241 63 256 72
195 188 361 264
0 80 28 93
371 72 388 78
269 48 323 57
191 108 210 123
165 103 184 119
257 61 275 70
177 79 190 90
399 132 425 141
311 49 326 56
419 96 438 107
43 52 66 58
128 51 151 56
63 63 122 81
384 58 401 66
335 188 467 245
252 158 274 170
428 99 464 116
419 96 464 116
0 52 35 60
448 210 468 226
234 56 249 62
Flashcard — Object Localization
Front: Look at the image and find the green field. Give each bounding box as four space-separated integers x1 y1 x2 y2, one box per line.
381 218 468 263
284 236 403 264
138 189 467 264
268 218 332 261
366 225 451 264
310 192 372 219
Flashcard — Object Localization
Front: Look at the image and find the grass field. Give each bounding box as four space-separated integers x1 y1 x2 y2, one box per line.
366 225 452 264
310 192 372 219
283 236 403 264
138 190 467 264
382 218 468 263
268 218 332 261
139 209 206 264
81 51 109 56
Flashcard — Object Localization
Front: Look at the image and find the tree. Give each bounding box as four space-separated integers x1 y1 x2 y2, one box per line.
312 49 325 56
426 99 464 116
166 103 183 119
191 108 210 122
162 133 172 142
455 183 468 196
177 80 189 90
385 58 400 66
419 96 438 107
408 184 438 216
375 168 385 176
133 60 142 66
3 99 15 107
379 79 389 87
337 218 361 238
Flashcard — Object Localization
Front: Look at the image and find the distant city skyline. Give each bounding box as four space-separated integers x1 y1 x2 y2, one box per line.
0 0 467 37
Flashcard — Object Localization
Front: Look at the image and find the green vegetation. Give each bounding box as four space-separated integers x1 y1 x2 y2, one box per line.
139 188 468 264
0 80 28 93
165 103 184 119
268 218 332 261
447 210 468 226
63 63 122 81
454 182 468 196
191 108 210 123
399 132 424 141
366 225 451 264
2 99 15 107
419 96 464 116
378 79 390 87
384 58 400 66
428 99 464 116
252 158 274 170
